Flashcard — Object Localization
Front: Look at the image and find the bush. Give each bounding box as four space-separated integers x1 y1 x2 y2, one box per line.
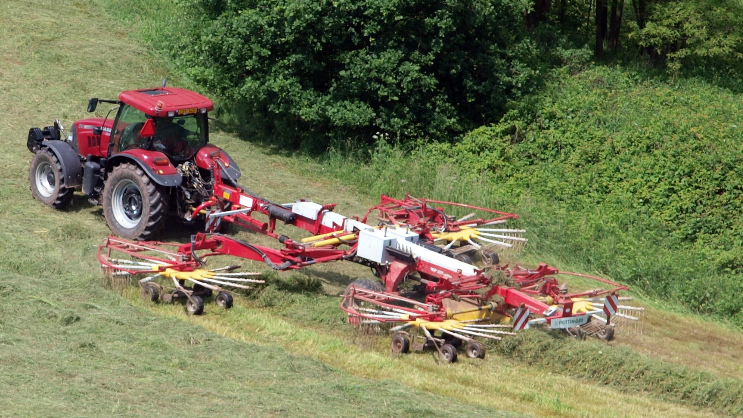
177 0 540 148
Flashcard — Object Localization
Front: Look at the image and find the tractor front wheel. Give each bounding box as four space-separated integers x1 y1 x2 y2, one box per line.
29 149 74 209
102 163 167 240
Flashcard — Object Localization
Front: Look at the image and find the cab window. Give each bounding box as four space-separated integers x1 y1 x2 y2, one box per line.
112 105 148 152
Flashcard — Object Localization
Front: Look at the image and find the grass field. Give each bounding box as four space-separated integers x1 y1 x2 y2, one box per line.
1 0 742 416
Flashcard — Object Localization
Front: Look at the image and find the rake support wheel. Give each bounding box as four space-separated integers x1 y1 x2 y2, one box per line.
216 291 234 309
596 324 615 341
141 284 160 303
465 341 486 359
481 250 499 266
439 343 458 363
391 332 410 354
186 295 205 315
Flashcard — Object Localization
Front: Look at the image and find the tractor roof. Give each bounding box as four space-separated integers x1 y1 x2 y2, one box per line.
119 87 214 116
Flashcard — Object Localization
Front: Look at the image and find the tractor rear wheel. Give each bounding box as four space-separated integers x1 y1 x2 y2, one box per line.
103 163 167 240
29 149 74 209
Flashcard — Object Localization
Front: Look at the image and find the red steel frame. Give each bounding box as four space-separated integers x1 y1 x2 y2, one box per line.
99 158 630 328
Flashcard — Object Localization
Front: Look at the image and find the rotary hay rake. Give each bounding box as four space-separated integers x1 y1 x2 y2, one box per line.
98 236 264 314
97 157 642 361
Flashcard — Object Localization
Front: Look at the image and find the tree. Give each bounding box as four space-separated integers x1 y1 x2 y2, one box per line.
182 0 538 148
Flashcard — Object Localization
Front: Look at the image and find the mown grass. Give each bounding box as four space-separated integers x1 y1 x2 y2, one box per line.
3 0 743 416
0 0 511 415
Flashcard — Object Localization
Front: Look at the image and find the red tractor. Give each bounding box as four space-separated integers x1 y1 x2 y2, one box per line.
27 86 241 240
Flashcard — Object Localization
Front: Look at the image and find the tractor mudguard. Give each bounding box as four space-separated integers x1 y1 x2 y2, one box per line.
195 144 241 181
42 140 83 187
107 151 182 187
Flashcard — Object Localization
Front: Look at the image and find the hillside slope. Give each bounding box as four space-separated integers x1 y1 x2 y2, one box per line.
1 0 742 416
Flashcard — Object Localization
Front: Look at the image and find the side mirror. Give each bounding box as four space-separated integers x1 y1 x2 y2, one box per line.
139 118 156 138
87 98 99 112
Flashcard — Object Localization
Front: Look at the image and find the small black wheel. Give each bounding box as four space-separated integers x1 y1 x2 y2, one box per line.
596 324 615 341
141 284 159 303
454 253 472 264
567 327 586 339
439 343 458 363
481 250 499 265
215 291 234 309
465 341 486 359
391 333 410 354
186 295 205 315
29 149 74 209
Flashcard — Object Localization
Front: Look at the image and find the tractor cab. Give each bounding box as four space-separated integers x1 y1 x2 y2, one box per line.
90 87 214 161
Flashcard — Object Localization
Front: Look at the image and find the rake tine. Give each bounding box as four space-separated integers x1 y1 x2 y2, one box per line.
138 274 162 284
208 265 242 272
474 228 526 233
453 328 507 340
481 220 508 226
457 213 476 222
476 232 528 242
390 323 413 332
200 277 256 290
186 278 222 292
461 327 517 336
613 312 639 321
466 239 481 249
475 236 513 247
210 275 265 283
438 328 473 342
461 324 514 329
617 305 644 311
211 271 262 276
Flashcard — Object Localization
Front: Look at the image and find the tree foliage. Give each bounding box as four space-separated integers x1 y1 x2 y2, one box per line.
179 0 537 147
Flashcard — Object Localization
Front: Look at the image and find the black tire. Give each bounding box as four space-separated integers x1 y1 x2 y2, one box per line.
186 295 205 315
102 163 168 240
29 149 74 209
141 284 159 303
465 341 486 359
215 291 234 309
454 253 472 264
391 332 410 354
439 343 458 363
596 324 615 341
481 250 499 266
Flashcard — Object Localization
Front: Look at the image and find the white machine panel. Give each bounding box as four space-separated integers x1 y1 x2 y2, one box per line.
320 211 347 229
357 228 395 264
395 241 478 276
386 227 420 243
292 201 324 220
